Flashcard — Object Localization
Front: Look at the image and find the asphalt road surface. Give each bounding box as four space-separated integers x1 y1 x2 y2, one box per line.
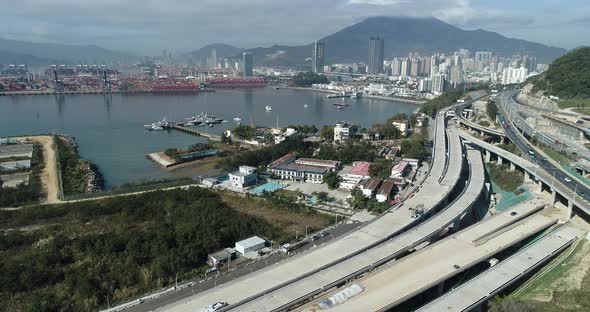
123 221 364 312
497 92 590 203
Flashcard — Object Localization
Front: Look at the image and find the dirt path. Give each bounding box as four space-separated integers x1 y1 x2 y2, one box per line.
20 136 61 204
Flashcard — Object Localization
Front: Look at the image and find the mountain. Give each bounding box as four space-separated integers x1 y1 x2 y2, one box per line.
183 43 244 62
0 37 137 65
238 16 566 67
0 51 60 68
531 47 590 99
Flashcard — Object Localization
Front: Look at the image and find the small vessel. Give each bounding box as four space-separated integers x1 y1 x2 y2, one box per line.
151 125 164 131
233 117 242 123
265 105 272 112
184 122 194 126
304 104 308 108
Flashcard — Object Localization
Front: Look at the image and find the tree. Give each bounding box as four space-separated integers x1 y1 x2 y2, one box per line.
232 125 256 140
487 101 498 121
349 187 367 210
323 171 339 189
401 138 427 160
369 159 394 179
221 133 232 144
320 125 334 141
314 191 329 202
291 72 329 87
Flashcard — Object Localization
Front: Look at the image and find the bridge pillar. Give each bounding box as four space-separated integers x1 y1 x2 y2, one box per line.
485 150 491 162
567 201 574 220
551 189 557 207
509 162 515 172
537 181 543 193
452 218 462 231
480 130 484 136
524 172 531 183
502 136 507 144
497 156 503 165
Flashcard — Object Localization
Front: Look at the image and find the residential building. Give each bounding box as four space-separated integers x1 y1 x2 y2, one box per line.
391 160 411 178
229 165 257 189
340 161 371 190
391 58 401 76
312 41 325 73
235 236 266 255
410 58 421 77
432 74 446 93
376 178 396 203
242 52 253 77
360 176 382 198
400 58 410 78
502 66 528 85
334 122 356 142
368 36 385 75
268 153 341 184
391 119 409 136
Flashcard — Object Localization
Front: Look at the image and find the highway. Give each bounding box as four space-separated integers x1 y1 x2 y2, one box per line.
313 200 557 312
229 127 477 311
416 224 582 312
155 99 475 312
497 91 590 203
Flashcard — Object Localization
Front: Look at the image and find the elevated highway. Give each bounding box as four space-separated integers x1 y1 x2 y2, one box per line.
158 99 479 312
318 201 557 312
230 128 479 311
416 224 583 312
458 130 590 216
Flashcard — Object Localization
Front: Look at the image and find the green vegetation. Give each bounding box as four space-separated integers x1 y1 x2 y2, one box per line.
316 141 376 164
487 101 498 121
478 120 491 127
323 171 339 189
498 143 520 156
291 71 329 87
348 187 388 213
532 47 590 100
232 125 256 140
490 240 590 312
0 144 44 207
486 163 524 192
55 137 100 195
419 89 463 117
218 135 313 171
320 125 335 141
401 133 428 160
369 159 394 179
535 143 572 166
0 188 295 311
288 125 318 135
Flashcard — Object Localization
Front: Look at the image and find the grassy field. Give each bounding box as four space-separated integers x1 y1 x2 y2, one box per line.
491 238 590 311
219 191 333 242
536 143 572 166
557 98 590 110
485 163 524 192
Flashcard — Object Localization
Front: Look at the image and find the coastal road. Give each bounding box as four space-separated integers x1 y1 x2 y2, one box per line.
497 92 590 203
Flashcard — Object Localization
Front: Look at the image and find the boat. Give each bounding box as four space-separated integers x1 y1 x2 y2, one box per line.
265 105 272 111
184 122 194 126
151 124 164 131
304 104 308 108
233 117 242 123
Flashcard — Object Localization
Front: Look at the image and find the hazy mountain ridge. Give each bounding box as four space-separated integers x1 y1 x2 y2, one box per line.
0 37 137 65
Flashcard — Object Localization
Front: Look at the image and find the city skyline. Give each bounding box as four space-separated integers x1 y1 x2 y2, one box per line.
0 0 588 54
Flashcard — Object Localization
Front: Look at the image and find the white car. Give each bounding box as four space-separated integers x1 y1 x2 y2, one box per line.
564 177 572 183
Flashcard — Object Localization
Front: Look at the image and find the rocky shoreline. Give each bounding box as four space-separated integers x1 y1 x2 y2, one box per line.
59 135 105 193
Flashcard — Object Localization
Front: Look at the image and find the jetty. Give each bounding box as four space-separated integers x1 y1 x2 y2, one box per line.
165 124 222 141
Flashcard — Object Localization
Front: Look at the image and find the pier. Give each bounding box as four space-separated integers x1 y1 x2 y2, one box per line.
165 124 222 141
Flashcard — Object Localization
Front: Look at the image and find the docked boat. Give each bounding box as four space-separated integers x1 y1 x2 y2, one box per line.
233 117 242 123
265 105 272 111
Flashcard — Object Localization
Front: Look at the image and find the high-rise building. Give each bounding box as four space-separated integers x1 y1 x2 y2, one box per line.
502 66 528 85
432 74 446 93
242 52 253 77
368 36 385 75
210 49 217 68
312 41 325 73
410 58 422 77
400 58 410 77
421 57 431 76
391 58 401 76
449 66 464 84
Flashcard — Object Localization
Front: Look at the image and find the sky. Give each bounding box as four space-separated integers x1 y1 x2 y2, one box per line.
1 0 589 55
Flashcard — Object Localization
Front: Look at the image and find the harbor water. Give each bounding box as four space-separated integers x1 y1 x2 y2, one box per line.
0 87 418 188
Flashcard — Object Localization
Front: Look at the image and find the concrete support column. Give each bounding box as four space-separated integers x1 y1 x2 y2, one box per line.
480 130 484 136
485 150 491 162
567 201 574 220
537 181 543 193
509 162 515 172
551 189 557 207
497 156 503 165
502 136 507 144
452 218 461 231
524 172 531 182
